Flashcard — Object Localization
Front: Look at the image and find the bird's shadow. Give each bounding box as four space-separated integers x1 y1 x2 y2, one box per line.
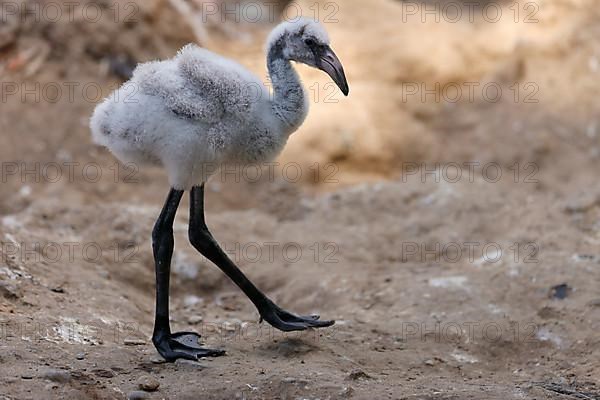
256 337 321 358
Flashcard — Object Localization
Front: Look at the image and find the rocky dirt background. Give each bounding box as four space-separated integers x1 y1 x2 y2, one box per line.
1 0 600 398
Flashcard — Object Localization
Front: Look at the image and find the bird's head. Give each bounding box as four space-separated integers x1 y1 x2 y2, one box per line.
267 18 349 96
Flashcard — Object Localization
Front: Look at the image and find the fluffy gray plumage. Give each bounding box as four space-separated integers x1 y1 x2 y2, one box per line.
90 18 336 189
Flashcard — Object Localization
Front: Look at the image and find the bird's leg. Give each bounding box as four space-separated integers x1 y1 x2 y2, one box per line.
188 184 334 332
151 188 225 361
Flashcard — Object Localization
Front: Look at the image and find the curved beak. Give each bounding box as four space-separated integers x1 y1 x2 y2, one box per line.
317 46 349 96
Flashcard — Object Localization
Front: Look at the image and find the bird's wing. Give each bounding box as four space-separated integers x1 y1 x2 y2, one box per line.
176 44 266 119
132 59 225 124
131 45 265 124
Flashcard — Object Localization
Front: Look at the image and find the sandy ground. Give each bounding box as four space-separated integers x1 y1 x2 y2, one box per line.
1 0 600 399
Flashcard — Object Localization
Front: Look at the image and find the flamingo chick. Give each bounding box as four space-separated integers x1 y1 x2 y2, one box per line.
90 18 349 362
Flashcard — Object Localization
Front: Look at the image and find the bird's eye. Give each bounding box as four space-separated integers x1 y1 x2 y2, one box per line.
304 38 315 46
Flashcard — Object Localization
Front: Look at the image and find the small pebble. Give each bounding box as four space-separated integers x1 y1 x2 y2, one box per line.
223 322 239 332
124 339 146 346
138 375 160 392
76 353 85 360
346 369 372 380
282 377 309 385
588 298 600 307
41 369 71 383
127 390 150 400
183 295 204 308
188 315 203 324
0 281 20 299
93 369 115 378
549 283 571 300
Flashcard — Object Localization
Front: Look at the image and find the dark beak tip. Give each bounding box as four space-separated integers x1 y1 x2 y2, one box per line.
318 46 349 98
338 80 349 96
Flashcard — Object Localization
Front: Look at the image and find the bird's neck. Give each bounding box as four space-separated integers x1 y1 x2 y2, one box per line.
267 40 308 135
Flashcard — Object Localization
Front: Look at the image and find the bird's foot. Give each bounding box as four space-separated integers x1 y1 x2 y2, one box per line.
259 300 335 332
153 331 225 362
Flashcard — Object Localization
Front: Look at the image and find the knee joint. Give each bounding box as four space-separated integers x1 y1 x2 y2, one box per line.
188 228 211 252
